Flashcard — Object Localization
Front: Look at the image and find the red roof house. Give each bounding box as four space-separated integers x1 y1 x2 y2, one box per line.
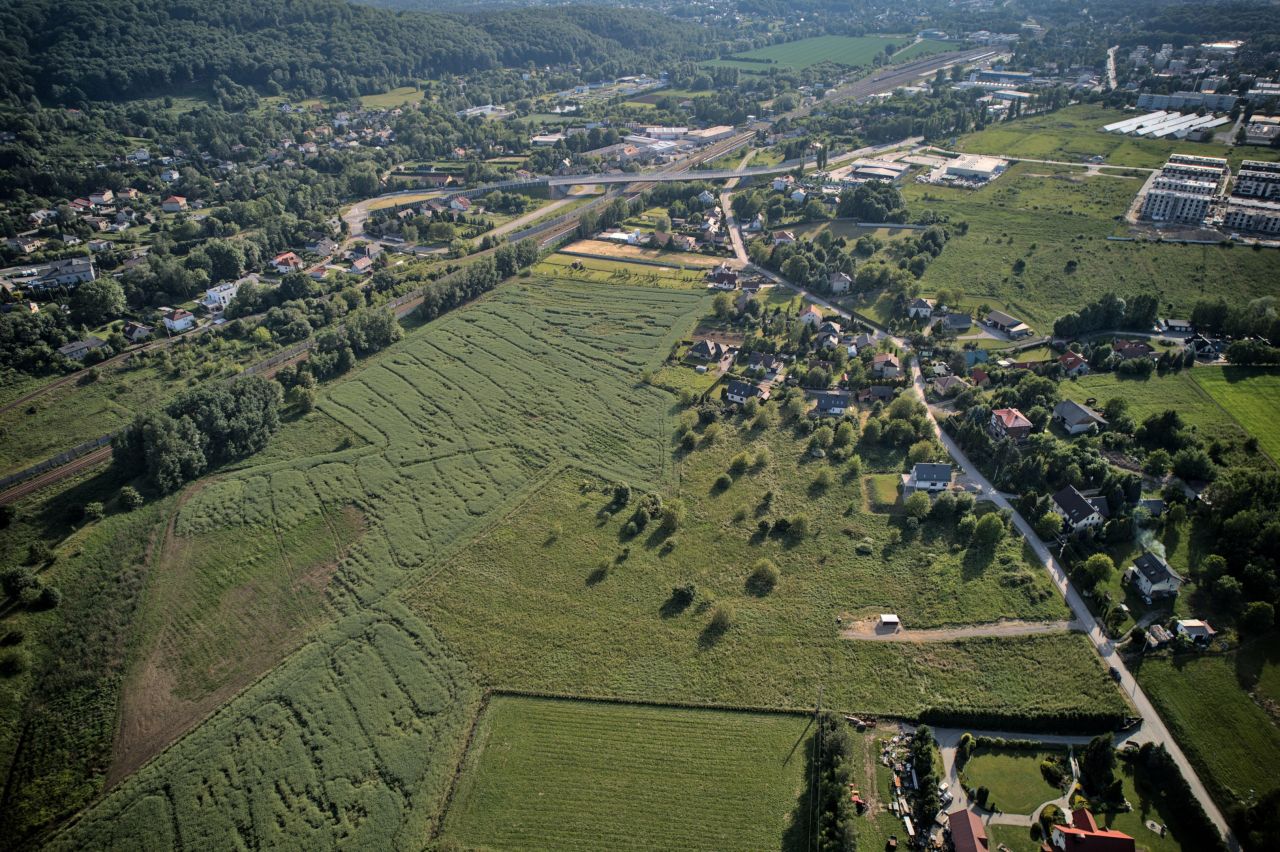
1059 350 1089 376
990 407 1033 441
1049 809 1135 852
948 808 989 852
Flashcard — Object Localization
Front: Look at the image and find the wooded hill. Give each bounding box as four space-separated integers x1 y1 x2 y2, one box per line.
0 0 712 104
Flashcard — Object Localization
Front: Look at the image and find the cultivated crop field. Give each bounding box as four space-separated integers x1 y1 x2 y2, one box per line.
409 420 1123 724
442 697 810 851
1190 366 1280 463
704 35 920 71
43 274 713 848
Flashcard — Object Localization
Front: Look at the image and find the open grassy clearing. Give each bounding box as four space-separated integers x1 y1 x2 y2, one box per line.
1058 369 1253 451
902 165 1280 330
409 420 1125 724
42 273 713 849
1132 641 1280 816
704 35 914 71
358 86 424 108
1190 366 1280 464
954 104 1278 170
792 221 921 242
533 252 712 287
961 746 1065 814
443 696 809 851
561 238 725 268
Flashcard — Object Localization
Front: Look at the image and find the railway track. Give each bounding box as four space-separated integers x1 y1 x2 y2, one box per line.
0 444 114 504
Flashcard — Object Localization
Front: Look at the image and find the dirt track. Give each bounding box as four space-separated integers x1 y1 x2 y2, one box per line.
840 616 1078 642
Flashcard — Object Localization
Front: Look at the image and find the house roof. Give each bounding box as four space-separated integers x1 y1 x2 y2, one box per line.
872 352 900 367
943 312 973 329
912 462 952 482
1053 399 1106 428
987 309 1023 327
1134 552 1182 586
726 380 764 399
1052 485 1100 526
1052 809 1135 852
689 339 725 359
1176 618 1215 638
1059 351 1087 370
933 375 970 393
992 408 1031 430
909 297 935 310
970 367 989 384
806 390 851 409
948 808 988 852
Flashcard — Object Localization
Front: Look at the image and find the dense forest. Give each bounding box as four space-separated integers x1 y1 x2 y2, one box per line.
0 0 714 104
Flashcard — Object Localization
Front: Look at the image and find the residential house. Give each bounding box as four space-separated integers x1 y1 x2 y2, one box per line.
790 188 807 204
1161 318 1193 334
7 235 44 254
1052 485 1106 533
947 808 989 852
800 305 825 327
941 312 973 333
89 189 114 206
162 308 196 333
828 271 851 294
970 367 990 387
36 256 97 288
907 297 935 320
964 349 989 368
1175 619 1216 645
161 195 187 213
726 380 769 404
742 351 782 376
1058 351 1090 376
449 196 472 213
932 375 970 396
122 321 153 343
818 321 843 337
1113 339 1154 360
871 352 902 379
903 462 953 494
160 168 180 182
854 333 875 351
771 230 796 246
271 252 304 274
857 385 895 403
351 256 374 275
772 175 795 192
201 282 240 314
990 407 1033 440
88 238 112 253
986 309 1032 338
1053 399 1106 435
57 337 107 361
1049 808 1135 852
1186 333 1221 358
1144 623 1174 651
308 237 339 257
671 234 698 252
687 339 727 362
807 390 851 416
1127 552 1184 600
696 189 717 207
707 264 738 288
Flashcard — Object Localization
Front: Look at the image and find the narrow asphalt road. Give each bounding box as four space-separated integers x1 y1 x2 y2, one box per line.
757 270 1240 850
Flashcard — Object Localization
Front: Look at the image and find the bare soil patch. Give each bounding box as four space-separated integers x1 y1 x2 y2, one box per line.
839 615 1077 642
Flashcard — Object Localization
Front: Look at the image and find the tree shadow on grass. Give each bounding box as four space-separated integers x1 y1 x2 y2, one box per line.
659 589 694 619
781 727 817 852
585 565 609 586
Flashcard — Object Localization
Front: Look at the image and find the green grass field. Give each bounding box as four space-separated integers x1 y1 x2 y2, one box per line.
962 746 1064 814
901 164 1280 330
1190 366 1280 463
1133 642 1280 816
443 697 810 851
37 272 714 848
1058 369 1252 451
705 35 912 71
954 104 1280 170
359 85 424 108
408 422 1123 723
533 253 713 287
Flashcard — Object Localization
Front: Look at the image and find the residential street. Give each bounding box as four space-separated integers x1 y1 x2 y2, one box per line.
757 269 1240 850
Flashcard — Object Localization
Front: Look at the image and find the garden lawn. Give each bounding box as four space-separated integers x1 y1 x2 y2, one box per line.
442 697 810 851
1132 645 1280 815
409 422 1123 725
1190 366 1280 464
962 746 1064 814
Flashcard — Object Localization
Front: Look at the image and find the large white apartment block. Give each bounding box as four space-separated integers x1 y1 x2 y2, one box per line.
1223 199 1280 234
1160 162 1226 186
1152 175 1217 196
1233 160 1280 199
1142 188 1211 224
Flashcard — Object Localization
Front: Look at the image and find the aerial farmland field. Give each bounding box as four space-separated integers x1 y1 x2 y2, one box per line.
442 697 811 851
1190 366 1280 463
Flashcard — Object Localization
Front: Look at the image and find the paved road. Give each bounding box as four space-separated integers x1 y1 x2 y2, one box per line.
760 270 1240 850
1105 46 1118 91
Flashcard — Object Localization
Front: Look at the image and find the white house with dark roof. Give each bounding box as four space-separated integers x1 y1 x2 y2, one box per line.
903 462 953 494
1051 485 1106 533
907 297 935 320
725 380 768 404
1053 399 1107 435
1127 552 1184 600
